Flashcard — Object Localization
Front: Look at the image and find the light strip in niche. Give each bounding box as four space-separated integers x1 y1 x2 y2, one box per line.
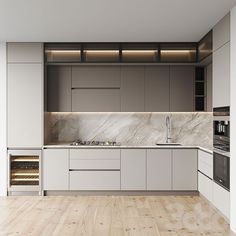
122 50 157 53
45 50 81 53
161 50 193 54
84 50 119 53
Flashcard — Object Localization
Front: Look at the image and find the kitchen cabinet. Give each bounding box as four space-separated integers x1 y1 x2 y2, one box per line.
212 182 230 219
43 149 69 190
172 149 197 190
198 172 213 202
70 171 120 190
47 66 72 112
72 88 120 112
170 66 194 112
206 63 213 111
121 66 145 112
213 13 230 52
7 43 43 63
72 66 120 88
147 149 172 190
121 149 146 190
8 63 43 148
145 66 170 112
213 42 230 107
198 150 213 179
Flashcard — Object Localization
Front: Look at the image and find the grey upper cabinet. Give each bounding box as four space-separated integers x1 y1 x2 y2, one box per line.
72 66 120 88
213 42 230 107
7 43 43 63
47 66 72 112
121 66 145 112
213 13 230 52
206 63 213 111
72 88 120 112
172 149 198 191
8 64 43 148
170 66 194 112
145 66 170 112
147 149 172 190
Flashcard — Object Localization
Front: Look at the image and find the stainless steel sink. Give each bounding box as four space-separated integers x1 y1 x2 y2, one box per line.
156 143 181 146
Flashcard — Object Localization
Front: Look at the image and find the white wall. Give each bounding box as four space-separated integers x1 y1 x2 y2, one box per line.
0 42 7 196
230 6 236 234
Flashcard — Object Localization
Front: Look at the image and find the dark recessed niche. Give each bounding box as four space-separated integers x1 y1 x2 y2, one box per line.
44 42 198 64
195 67 205 111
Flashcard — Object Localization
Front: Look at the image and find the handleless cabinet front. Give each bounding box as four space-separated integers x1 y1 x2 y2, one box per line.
121 149 146 190
147 149 172 190
172 149 198 190
8 64 43 148
43 149 69 190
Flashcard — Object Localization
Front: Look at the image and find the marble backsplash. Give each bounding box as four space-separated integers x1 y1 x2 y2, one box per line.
45 112 213 150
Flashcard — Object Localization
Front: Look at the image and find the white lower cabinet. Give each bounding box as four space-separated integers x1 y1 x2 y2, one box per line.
198 150 213 179
212 182 230 219
121 149 146 190
172 149 198 190
147 149 172 190
43 149 69 190
198 172 213 202
70 171 120 190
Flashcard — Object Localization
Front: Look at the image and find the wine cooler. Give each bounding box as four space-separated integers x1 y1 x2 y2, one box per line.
8 150 41 193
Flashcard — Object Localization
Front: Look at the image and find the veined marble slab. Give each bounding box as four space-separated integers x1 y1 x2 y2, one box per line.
45 112 213 150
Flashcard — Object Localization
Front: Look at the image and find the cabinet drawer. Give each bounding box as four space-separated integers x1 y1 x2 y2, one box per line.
70 149 120 160
212 182 230 219
198 151 213 178
70 159 120 170
198 172 213 202
70 171 120 190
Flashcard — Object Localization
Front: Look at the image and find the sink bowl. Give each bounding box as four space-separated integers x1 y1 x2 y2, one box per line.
156 143 181 146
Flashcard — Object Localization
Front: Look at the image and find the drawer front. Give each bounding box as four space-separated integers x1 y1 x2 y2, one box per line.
198 161 213 179
198 150 213 166
70 171 120 190
198 172 213 202
70 159 120 170
198 151 213 178
70 149 120 160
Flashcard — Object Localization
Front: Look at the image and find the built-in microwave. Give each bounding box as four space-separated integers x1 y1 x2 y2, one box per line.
213 106 230 152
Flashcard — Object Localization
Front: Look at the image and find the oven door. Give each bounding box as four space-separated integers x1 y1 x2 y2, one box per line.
213 152 230 190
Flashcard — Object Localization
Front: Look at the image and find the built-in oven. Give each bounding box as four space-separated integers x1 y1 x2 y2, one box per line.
213 106 230 152
213 151 230 191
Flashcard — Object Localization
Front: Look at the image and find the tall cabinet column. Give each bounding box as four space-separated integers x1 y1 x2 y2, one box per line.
7 43 44 148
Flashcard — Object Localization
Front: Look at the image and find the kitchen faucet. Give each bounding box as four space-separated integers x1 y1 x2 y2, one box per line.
166 115 172 143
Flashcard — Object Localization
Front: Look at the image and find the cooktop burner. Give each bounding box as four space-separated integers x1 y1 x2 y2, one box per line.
70 140 120 146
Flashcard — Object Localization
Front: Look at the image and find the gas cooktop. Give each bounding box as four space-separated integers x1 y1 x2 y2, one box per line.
70 140 120 146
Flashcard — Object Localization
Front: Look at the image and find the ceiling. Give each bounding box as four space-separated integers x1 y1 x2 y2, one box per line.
0 0 236 42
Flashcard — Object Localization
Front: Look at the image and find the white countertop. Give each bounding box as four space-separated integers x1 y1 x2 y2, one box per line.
43 143 213 154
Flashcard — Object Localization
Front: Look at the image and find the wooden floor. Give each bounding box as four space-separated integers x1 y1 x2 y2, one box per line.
0 195 232 236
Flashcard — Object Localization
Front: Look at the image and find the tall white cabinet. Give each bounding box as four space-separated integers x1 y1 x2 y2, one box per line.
213 13 230 108
7 43 43 148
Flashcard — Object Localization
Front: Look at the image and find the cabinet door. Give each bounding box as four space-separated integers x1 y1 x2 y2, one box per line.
47 66 72 112
72 66 120 88
170 66 194 112
145 66 170 112
213 42 230 107
7 43 42 63
212 182 230 219
121 149 146 190
198 172 213 202
147 149 172 190
8 64 43 148
72 88 120 112
43 149 69 190
172 149 197 190
213 13 230 52
121 66 145 112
